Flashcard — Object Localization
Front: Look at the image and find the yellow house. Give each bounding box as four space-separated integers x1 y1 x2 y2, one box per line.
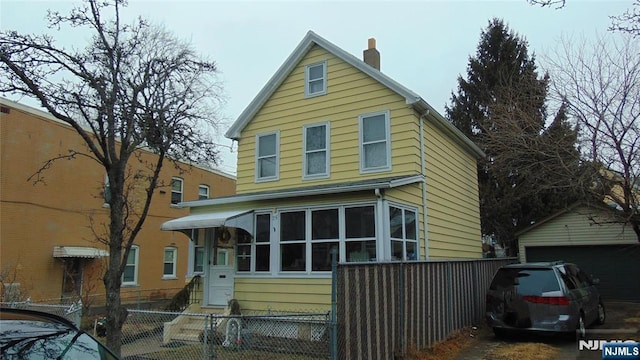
161 32 485 313
0 98 236 305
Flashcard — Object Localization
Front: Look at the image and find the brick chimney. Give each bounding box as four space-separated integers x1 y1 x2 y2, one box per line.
363 38 380 70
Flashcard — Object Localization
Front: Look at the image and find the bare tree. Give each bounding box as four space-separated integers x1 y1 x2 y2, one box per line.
0 0 222 354
529 0 640 37
543 34 640 240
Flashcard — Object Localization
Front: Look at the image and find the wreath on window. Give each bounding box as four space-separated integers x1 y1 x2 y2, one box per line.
218 226 231 245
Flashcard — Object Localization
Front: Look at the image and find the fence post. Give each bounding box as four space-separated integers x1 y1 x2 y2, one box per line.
399 262 405 355
446 262 453 334
330 247 338 360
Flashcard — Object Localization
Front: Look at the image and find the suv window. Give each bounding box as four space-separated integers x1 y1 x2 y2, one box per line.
489 268 561 295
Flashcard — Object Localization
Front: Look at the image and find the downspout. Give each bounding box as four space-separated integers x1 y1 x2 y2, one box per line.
420 111 430 260
375 188 386 261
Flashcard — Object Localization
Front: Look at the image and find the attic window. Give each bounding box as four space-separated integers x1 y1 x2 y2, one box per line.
305 61 327 98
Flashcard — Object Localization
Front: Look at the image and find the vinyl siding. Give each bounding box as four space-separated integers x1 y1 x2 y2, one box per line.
423 117 481 259
235 45 421 192
234 277 331 312
518 206 638 262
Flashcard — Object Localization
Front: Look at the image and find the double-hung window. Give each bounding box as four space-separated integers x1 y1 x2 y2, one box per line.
122 245 139 285
256 132 279 182
311 208 339 271
198 185 209 200
303 122 330 179
305 61 327 97
171 177 183 204
237 213 271 272
163 247 177 278
359 110 391 172
389 206 418 260
192 230 204 274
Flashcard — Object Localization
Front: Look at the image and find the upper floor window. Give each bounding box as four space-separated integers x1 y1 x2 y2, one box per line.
256 132 279 182
198 184 210 200
163 247 177 278
171 177 183 204
305 61 327 98
303 122 330 179
389 206 418 261
122 245 139 285
359 110 391 173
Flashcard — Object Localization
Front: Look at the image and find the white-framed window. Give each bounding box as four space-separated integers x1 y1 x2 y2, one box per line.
122 245 139 285
389 205 418 261
198 184 210 200
236 204 378 275
171 177 183 205
237 213 271 272
255 132 279 182
303 122 330 179
192 230 205 274
359 110 391 173
163 247 177 278
305 61 327 98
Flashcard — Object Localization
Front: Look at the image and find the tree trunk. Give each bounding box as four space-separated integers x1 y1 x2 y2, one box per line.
104 265 127 356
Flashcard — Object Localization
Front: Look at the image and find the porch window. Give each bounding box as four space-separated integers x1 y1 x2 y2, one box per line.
237 213 271 272
311 208 339 271
280 211 306 272
389 206 418 260
122 245 139 285
345 206 376 262
163 247 177 278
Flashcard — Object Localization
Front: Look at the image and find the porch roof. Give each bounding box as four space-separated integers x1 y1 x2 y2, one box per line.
52 246 109 258
160 209 253 231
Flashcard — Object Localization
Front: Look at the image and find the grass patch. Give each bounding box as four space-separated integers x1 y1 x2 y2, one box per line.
487 343 559 360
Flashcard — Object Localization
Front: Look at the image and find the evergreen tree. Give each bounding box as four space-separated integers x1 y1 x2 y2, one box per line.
446 19 584 253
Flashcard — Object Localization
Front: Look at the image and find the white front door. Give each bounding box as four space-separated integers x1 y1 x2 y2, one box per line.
208 248 234 306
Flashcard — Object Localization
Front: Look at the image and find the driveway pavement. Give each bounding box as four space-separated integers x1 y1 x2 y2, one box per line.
454 301 640 360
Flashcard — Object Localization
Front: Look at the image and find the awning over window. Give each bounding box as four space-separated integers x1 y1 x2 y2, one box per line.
161 210 254 233
53 246 109 258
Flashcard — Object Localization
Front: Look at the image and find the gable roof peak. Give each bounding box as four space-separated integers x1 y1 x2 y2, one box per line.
225 31 484 159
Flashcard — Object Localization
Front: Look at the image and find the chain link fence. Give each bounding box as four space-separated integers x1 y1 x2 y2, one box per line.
118 309 331 360
1 300 332 359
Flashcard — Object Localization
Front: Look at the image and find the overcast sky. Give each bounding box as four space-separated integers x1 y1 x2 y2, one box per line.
1 0 632 174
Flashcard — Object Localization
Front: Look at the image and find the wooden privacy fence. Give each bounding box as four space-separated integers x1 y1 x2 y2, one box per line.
335 258 517 360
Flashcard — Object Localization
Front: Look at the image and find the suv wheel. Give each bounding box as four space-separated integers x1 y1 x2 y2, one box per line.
577 313 586 339
595 302 606 325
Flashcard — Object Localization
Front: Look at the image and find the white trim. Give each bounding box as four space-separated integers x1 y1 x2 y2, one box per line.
162 247 178 279
387 202 419 261
255 131 280 182
222 32 484 160
180 175 425 207
359 110 391 173
302 121 330 180
171 177 183 205
122 245 139 286
198 184 210 200
304 61 327 98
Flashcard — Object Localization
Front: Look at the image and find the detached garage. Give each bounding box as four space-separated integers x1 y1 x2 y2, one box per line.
517 202 640 302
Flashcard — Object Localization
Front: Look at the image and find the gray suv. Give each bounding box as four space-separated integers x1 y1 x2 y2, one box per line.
486 261 606 338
